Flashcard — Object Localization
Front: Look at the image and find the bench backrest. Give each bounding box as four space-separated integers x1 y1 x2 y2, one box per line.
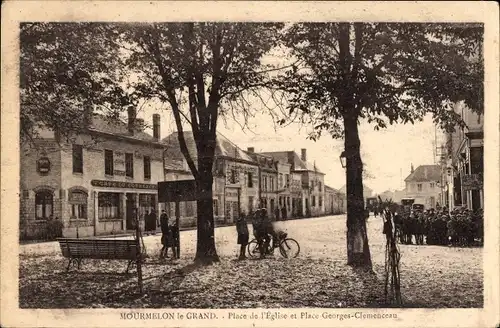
57 238 138 260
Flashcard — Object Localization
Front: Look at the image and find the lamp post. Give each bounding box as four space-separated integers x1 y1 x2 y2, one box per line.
339 151 347 169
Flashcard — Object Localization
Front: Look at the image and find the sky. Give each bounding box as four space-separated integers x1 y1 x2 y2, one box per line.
137 103 444 194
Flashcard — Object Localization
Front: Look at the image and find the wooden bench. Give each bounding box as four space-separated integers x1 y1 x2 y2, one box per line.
57 238 139 273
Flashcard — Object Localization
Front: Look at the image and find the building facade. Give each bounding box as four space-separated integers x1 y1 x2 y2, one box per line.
261 148 326 217
439 102 484 211
162 132 260 227
20 112 164 239
324 185 346 215
403 164 441 209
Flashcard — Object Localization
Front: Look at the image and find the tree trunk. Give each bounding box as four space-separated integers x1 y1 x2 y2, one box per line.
343 114 372 269
194 145 219 264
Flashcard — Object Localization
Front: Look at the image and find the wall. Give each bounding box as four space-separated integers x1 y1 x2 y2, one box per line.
405 181 441 208
20 139 63 239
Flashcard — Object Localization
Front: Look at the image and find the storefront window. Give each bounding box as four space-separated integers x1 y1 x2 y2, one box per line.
35 190 53 219
139 194 156 218
69 190 87 219
98 193 120 220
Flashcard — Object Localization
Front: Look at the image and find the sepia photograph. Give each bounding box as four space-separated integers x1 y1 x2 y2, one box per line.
1 1 499 328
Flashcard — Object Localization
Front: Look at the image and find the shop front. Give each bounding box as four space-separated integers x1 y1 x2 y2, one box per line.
90 179 158 235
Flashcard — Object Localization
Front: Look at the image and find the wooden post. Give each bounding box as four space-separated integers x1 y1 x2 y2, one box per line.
135 208 143 294
175 201 180 259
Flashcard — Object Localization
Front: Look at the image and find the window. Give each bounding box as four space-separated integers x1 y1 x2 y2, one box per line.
185 201 194 216
319 196 323 207
279 174 283 188
69 190 87 219
417 183 422 192
72 144 83 173
98 193 120 220
248 196 254 213
35 190 53 219
230 169 237 184
285 174 290 188
104 150 114 175
247 172 253 188
264 176 268 190
312 195 316 207
270 177 274 191
125 153 134 178
143 156 151 180
318 182 322 192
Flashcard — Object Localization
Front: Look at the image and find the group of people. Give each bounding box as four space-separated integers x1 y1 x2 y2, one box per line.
158 210 179 259
235 208 284 260
394 207 483 246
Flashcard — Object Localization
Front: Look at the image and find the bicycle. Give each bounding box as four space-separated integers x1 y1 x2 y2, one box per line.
247 231 300 259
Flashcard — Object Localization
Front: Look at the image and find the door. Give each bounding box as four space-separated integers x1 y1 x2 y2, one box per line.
126 193 136 230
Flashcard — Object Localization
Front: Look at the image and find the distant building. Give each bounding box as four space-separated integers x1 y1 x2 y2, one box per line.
324 185 346 215
403 164 441 208
20 111 164 239
260 149 326 217
339 184 374 204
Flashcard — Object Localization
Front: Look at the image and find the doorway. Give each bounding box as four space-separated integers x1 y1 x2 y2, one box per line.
126 193 136 230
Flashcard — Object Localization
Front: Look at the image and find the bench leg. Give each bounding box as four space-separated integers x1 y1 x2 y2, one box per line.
66 258 72 272
125 260 134 274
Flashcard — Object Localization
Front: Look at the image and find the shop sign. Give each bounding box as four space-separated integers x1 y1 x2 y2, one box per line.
37 157 51 175
462 174 483 191
91 179 157 190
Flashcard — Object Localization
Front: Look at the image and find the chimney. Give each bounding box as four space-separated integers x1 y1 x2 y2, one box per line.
153 114 160 141
83 105 93 127
301 148 307 162
127 106 136 135
135 118 145 132
411 163 414 173
247 147 254 153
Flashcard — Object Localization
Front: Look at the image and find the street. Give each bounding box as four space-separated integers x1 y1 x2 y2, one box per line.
19 215 482 308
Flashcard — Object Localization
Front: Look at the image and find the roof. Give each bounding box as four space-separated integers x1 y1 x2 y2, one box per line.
88 114 160 145
404 165 441 182
162 131 256 164
325 185 342 193
260 151 324 174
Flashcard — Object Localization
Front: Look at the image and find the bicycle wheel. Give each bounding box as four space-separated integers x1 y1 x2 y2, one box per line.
279 238 300 258
247 239 261 258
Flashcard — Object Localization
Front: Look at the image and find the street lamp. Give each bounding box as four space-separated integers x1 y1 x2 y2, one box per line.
339 151 347 169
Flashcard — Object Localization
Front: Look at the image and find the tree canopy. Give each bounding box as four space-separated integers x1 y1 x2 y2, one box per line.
278 23 483 140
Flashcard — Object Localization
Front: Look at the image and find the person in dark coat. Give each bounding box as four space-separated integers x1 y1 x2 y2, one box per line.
170 221 179 259
274 207 280 221
236 211 249 260
150 209 157 235
281 206 287 220
159 210 170 259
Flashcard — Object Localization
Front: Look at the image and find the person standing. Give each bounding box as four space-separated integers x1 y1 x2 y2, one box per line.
159 210 169 259
236 211 249 260
170 221 179 259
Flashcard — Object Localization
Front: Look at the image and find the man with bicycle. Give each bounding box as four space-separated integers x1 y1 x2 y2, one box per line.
252 208 281 258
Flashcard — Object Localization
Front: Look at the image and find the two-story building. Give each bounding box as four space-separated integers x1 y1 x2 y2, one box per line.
162 132 260 227
261 148 326 217
20 111 164 239
403 164 441 209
